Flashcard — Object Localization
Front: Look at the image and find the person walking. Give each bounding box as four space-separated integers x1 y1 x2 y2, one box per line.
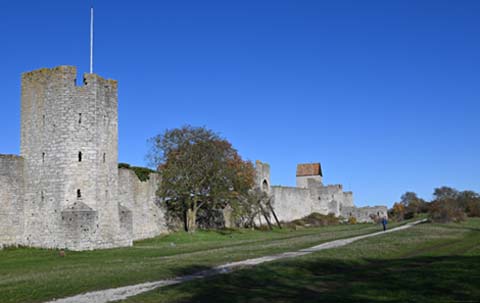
381 217 388 231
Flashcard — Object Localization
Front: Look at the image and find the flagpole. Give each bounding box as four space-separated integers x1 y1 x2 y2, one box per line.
90 7 94 74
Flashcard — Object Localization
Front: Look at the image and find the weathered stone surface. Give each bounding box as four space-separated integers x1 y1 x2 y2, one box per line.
340 205 388 223
118 168 167 240
0 155 24 248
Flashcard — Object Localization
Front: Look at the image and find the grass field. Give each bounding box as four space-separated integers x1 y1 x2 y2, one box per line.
118 218 480 303
0 222 395 303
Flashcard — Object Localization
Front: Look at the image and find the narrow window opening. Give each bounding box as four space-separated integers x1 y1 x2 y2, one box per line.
103 153 106 163
78 152 82 162
42 152 45 163
41 191 44 202
78 113 82 124
77 189 81 198
42 115 45 127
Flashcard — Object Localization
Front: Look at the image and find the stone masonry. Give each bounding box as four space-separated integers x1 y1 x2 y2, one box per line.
0 66 165 250
0 65 386 251
255 161 387 223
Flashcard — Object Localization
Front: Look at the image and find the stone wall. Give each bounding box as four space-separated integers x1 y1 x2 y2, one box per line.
270 186 314 222
118 168 167 240
0 155 24 248
61 202 99 250
340 206 388 223
257 160 387 225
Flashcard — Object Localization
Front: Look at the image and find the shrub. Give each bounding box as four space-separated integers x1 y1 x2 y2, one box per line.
466 200 480 217
348 216 357 224
429 200 466 223
118 163 156 182
390 202 406 222
403 211 415 220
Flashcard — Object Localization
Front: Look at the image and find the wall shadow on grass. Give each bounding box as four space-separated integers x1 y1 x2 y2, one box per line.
156 255 480 303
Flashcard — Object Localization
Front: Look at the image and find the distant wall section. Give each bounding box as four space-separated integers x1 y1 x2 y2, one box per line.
0 155 24 247
270 186 314 222
341 206 388 223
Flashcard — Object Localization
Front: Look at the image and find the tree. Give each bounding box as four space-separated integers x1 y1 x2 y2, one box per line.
230 188 273 229
390 202 406 221
400 191 427 214
433 186 459 201
147 125 255 232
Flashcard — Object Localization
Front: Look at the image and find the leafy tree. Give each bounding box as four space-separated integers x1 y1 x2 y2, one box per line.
390 202 406 221
400 191 428 214
429 199 466 223
147 125 255 232
433 186 459 201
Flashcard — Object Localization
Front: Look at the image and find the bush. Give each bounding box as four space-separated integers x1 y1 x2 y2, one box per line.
390 202 406 222
348 216 357 224
118 163 156 182
466 200 480 217
429 200 466 223
403 211 415 220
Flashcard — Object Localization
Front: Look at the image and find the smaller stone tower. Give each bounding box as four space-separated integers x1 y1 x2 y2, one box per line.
255 160 271 193
296 163 323 188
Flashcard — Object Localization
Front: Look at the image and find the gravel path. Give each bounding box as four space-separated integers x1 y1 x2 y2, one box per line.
46 219 426 303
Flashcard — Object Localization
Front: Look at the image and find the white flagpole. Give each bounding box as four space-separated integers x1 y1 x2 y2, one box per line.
90 7 94 74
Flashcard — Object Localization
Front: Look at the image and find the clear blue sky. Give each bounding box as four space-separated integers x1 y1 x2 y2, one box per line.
0 1 479 207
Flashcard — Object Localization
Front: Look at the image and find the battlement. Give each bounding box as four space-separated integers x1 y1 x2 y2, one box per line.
21 66 117 91
0 154 24 160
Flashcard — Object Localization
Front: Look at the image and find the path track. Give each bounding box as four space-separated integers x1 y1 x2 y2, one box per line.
46 219 426 303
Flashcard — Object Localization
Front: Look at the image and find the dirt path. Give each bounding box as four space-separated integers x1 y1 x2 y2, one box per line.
46 219 426 303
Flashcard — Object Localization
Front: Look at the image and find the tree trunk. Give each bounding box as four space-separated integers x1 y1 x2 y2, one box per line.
267 201 282 229
186 208 197 233
259 204 273 230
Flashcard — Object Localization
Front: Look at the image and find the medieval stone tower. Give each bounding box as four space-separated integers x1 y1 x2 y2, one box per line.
20 66 131 250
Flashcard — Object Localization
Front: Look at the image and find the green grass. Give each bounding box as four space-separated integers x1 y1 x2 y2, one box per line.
0 222 396 303
118 218 480 303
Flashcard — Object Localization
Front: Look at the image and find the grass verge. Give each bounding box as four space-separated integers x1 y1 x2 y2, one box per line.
118 218 480 303
0 221 402 303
